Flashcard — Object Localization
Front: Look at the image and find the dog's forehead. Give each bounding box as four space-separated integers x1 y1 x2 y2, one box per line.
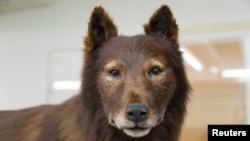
107 35 161 48
98 35 169 62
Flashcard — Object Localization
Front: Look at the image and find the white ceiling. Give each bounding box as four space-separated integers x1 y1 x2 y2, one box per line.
1 0 250 28
0 0 53 13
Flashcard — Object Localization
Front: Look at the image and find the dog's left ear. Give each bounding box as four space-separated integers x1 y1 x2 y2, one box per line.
84 6 118 52
144 5 178 44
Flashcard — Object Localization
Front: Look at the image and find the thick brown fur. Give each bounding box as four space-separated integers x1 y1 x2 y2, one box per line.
0 5 190 141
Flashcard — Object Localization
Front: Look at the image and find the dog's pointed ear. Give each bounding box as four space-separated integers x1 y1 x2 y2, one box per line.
144 5 178 44
84 6 118 52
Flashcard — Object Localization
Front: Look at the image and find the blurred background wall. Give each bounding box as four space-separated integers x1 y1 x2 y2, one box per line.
1 0 250 140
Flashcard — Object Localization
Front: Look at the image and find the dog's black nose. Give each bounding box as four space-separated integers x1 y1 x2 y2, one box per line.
126 104 148 123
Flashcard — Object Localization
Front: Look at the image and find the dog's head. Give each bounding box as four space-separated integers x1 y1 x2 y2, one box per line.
83 5 185 138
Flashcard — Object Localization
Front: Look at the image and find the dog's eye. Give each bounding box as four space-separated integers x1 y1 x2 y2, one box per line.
148 66 162 77
107 68 121 77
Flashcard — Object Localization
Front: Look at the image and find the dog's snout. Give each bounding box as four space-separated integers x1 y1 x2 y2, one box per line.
125 104 148 123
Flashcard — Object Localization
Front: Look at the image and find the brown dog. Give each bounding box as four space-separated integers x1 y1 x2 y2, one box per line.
0 5 190 141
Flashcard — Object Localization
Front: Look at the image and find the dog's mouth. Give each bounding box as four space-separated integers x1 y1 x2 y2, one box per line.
123 126 152 137
109 118 152 137
126 126 148 130
109 111 165 138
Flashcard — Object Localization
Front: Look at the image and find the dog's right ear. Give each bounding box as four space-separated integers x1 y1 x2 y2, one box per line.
84 6 118 52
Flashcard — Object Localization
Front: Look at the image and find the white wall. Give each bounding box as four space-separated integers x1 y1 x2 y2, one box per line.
243 39 250 124
1 0 250 110
0 0 86 109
